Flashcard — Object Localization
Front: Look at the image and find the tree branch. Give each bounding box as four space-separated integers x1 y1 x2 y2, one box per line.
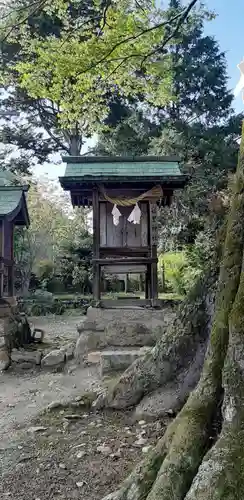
74 0 199 77
36 101 69 153
140 0 199 67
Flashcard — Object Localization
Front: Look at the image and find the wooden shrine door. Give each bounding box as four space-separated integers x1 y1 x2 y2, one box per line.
100 201 148 248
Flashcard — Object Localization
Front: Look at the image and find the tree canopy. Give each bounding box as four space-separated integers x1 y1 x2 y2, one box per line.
1 0 200 132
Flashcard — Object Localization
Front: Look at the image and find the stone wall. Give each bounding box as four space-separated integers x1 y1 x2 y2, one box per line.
75 304 178 363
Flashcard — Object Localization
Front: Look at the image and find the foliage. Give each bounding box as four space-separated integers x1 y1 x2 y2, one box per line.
159 250 202 295
14 178 89 294
95 109 160 156
94 0 241 255
57 229 93 294
36 259 55 281
159 251 186 295
19 291 65 315
0 0 200 132
156 0 232 124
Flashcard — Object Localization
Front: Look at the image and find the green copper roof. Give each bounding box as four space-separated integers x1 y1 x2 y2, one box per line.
0 169 30 225
0 188 22 216
61 156 184 180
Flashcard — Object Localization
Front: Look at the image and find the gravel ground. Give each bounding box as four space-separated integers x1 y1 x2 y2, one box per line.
0 314 100 447
0 314 168 500
0 404 167 500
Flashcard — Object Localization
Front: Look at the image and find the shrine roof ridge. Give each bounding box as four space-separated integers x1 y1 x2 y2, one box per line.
62 155 181 164
60 155 188 185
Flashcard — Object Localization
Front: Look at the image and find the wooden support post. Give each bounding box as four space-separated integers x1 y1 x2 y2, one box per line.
145 266 151 299
8 263 14 297
149 202 158 306
92 187 101 303
150 248 158 303
0 221 4 298
9 223 14 297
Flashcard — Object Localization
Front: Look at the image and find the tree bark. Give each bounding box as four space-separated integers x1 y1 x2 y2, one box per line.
101 123 244 500
104 267 217 410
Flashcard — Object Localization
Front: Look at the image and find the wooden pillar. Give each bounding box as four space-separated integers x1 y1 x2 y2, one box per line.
10 223 14 297
150 248 158 303
145 266 150 299
92 186 101 303
0 221 4 298
149 202 158 305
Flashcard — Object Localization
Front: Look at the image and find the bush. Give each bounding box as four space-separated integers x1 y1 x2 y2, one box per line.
47 277 66 294
36 259 55 283
159 251 187 295
159 250 204 295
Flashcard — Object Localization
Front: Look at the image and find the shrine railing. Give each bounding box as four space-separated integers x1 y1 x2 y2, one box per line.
0 257 14 298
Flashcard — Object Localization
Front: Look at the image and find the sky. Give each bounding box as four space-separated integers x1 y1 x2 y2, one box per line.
205 0 244 113
35 0 244 180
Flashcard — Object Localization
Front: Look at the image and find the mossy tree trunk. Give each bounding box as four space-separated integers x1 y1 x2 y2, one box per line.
102 124 244 500
105 267 217 410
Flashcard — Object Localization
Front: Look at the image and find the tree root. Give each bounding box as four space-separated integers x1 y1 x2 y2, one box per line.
105 270 216 410
102 378 219 500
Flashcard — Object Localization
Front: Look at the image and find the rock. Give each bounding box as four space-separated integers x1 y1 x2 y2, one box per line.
41 350 65 369
133 437 147 447
59 463 67 469
76 481 84 488
92 393 106 410
155 421 162 431
74 333 90 363
97 444 112 456
47 401 63 410
77 319 97 333
73 443 86 449
64 414 82 420
0 349 10 371
28 426 47 433
87 351 101 365
138 420 146 426
142 445 152 454
110 449 121 459
138 429 146 436
65 343 75 361
76 451 86 459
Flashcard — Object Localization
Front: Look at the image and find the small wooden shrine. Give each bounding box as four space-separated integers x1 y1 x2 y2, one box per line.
0 169 29 314
60 156 187 308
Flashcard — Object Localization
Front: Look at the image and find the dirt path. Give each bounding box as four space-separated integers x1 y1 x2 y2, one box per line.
0 314 101 447
0 314 169 500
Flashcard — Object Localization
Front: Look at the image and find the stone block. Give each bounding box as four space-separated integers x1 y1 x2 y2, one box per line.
41 349 65 369
65 343 75 361
100 349 143 374
87 351 101 364
11 349 42 365
0 349 10 371
75 307 177 359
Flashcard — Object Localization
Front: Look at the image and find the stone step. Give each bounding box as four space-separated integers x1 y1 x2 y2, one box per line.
88 347 151 375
